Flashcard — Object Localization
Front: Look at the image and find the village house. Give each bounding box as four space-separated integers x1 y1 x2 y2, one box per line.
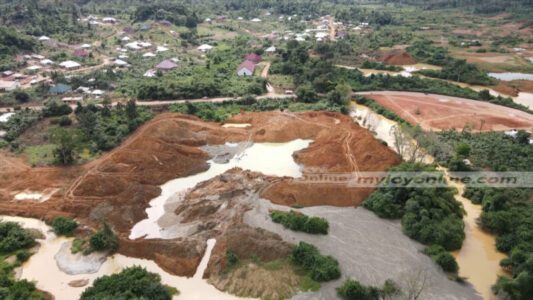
265 46 277 54
59 61 82 70
61 96 83 105
0 81 20 92
102 17 117 24
237 60 256 76
73 49 89 58
143 52 156 58
197 44 214 52
40 59 54 65
143 69 157 78
155 60 178 72
114 59 129 67
245 53 262 64
49 83 72 95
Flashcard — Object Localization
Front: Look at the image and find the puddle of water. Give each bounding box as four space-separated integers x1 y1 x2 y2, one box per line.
222 123 251 128
488 72 533 81
129 140 311 240
360 64 441 78
0 216 253 300
13 188 58 202
14 192 43 201
513 92 533 108
351 101 505 299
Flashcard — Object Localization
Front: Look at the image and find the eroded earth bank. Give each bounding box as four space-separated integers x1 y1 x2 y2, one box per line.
0 111 480 299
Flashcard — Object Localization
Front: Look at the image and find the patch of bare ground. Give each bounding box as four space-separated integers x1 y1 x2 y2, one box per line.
379 49 416 65
361 91 533 132
493 80 533 96
209 261 304 300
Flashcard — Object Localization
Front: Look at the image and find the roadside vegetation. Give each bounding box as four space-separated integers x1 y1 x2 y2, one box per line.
169 96 348 122
270 210 329 234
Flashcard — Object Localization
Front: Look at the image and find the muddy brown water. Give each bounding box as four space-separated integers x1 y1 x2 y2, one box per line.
353 102 507 299
0 216 253 300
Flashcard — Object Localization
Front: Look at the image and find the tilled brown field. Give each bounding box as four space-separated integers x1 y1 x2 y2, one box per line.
360 91 533 132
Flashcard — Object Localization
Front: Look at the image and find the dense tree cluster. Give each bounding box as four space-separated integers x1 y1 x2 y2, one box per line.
423 130 533 299
0 222 35 254
407 40 494 85
364 163 465 251
75 101 152 152
270 210 329 234
0 109 42 142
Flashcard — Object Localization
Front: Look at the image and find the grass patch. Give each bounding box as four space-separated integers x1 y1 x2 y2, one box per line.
23 144 56 166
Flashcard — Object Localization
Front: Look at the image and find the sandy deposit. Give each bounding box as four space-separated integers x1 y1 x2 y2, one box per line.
244 200 480 300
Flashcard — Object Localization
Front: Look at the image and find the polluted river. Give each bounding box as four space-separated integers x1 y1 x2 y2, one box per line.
353 103 507 299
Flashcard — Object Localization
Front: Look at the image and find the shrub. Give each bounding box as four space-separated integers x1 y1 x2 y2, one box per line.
52 217 78 236
80 266 178 300
424 245 459 273
89 223 118 253
42 101 73 117
292 242 340 282
0 222 35 253
16 250 32 263
270 210 329 234
336 279 380 300
58 115 72 127
226 250 239 268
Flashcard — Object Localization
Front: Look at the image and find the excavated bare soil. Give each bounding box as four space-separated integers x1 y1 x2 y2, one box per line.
0 111 399 282
380 49 417 65
363 91 533 132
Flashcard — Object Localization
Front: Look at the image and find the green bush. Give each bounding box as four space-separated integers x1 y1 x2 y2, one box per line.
15 250 32 263
89 223 118 253
80 266 178 300
226 250 239 268
270 210 329 234
0 269 46 300
424 245 459 273
291 242 340 282
0 222 35 254
336 279 380 300
52 217 78 236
